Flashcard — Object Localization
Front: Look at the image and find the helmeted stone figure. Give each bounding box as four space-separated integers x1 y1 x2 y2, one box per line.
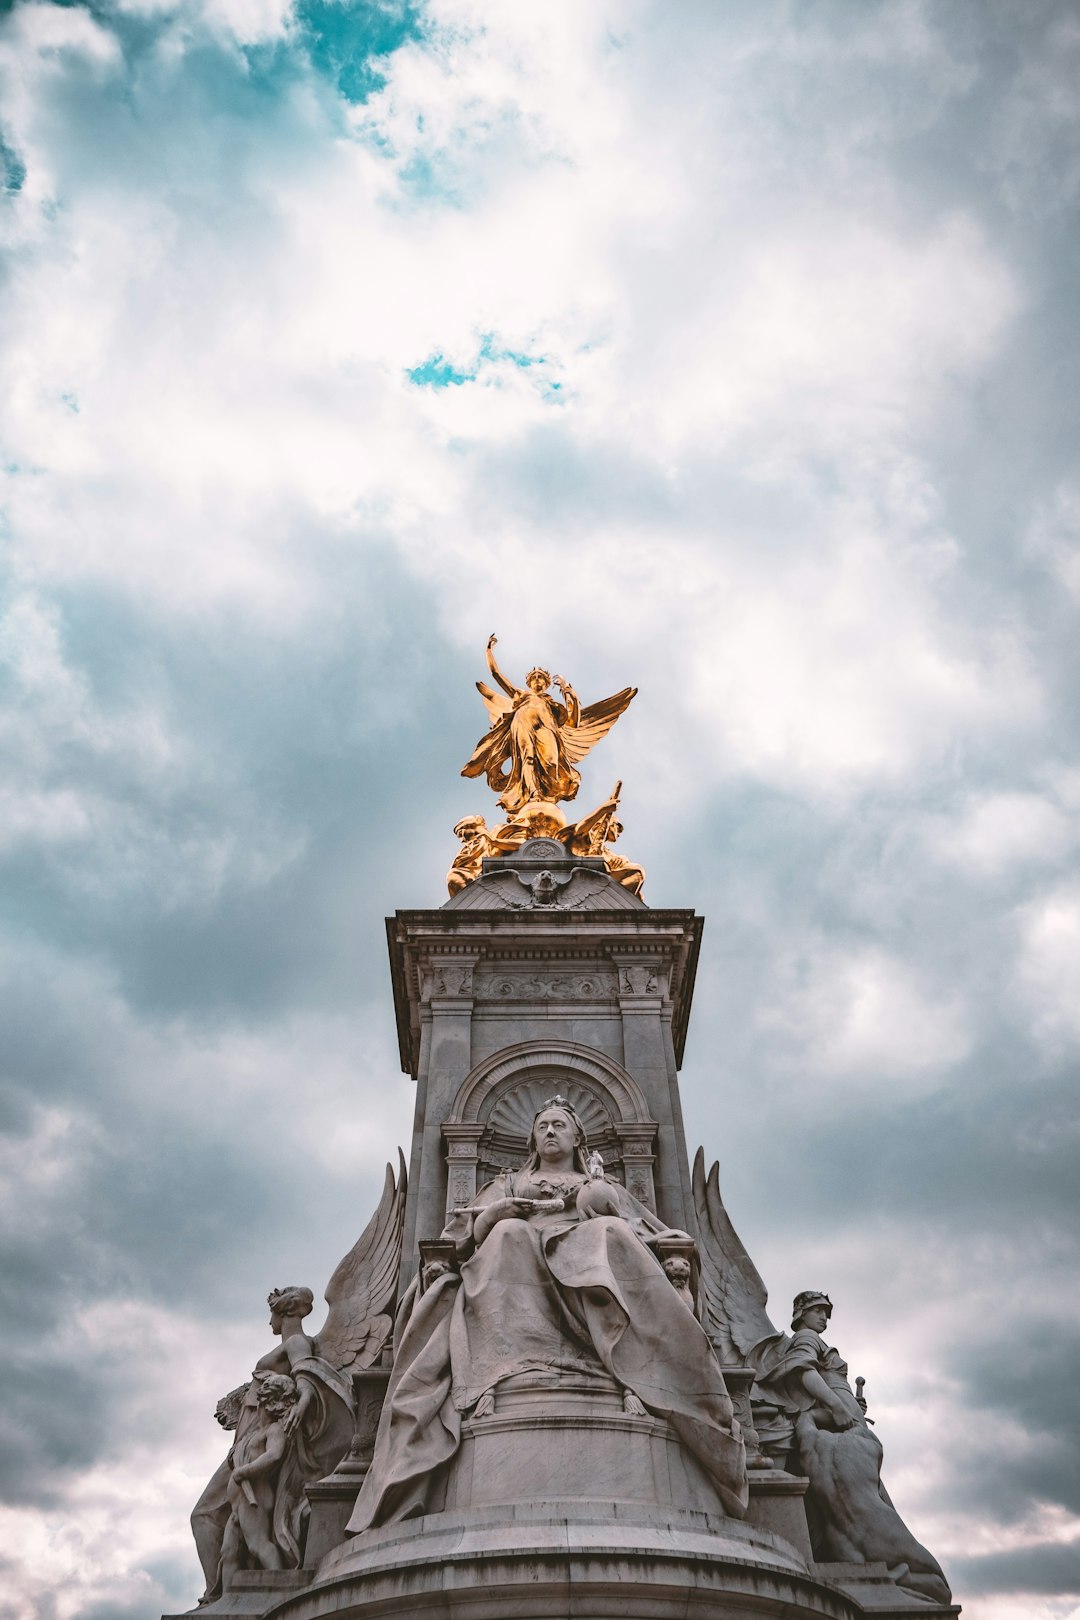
169 645 956 1620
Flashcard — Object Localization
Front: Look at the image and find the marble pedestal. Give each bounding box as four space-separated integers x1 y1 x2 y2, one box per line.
442 1371 729 1518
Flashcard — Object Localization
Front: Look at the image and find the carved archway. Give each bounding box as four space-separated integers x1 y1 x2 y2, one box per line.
442 1041 659 1215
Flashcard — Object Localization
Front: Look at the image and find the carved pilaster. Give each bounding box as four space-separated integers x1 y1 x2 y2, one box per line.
615 1121 659 1211
442 1120 485 1219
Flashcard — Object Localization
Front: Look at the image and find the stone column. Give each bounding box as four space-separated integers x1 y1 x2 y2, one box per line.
407 952 481 1276
609 948 694 1231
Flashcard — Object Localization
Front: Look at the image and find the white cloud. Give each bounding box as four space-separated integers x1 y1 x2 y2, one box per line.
757 940 971 1088
922 791 1076 877
1015 882 1080 1045
1027 483 1080 600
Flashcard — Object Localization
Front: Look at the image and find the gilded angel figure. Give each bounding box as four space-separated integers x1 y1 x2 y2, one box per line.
461 635 636 815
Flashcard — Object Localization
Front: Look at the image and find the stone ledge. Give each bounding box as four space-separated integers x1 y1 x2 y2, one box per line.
274 1523 864 1620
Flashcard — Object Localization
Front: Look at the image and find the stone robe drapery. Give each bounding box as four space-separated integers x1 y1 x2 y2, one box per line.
347 1176 748 1532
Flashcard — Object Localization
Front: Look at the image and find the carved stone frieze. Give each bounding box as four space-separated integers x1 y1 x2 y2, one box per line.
473 970 618 1001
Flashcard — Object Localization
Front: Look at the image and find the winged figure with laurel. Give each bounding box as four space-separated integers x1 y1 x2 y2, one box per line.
461 635 637 815
190 1155 406 1602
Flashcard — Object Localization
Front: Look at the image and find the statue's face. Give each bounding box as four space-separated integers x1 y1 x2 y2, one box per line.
800 1303 830 1333
533 1108 577 1163
526 671 548 693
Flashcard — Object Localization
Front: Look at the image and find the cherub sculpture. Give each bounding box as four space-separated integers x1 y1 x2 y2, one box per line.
691 1151 951 1605
190 1155 406 1603
220 1373 298 1589
461 635 636 815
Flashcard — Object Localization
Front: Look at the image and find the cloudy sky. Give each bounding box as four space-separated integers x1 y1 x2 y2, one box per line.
1 0 1078 1615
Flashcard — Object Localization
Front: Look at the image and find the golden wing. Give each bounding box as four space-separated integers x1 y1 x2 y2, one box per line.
561 687 637 766
476 681 513 725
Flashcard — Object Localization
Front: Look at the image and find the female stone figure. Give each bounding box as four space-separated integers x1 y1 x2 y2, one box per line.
461 635 636 815
189 1158 406 1602
348 1098 748 1534
191 1288 356 1600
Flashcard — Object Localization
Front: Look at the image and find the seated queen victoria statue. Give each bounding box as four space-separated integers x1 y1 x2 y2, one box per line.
347 1098 749 1534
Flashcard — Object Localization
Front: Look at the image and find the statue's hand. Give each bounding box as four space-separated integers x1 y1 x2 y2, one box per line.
487 633 498 650
474 1196 535 1245
282 1405 303 1438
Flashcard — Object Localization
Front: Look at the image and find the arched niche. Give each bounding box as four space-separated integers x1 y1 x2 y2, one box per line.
442 1041 659 1216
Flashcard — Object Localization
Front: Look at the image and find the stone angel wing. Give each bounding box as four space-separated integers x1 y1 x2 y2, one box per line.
315 1150 407 1374
692 1147 780 1363
561 687 637 766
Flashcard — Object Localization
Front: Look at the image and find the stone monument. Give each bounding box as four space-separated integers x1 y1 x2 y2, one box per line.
168 637 958 1619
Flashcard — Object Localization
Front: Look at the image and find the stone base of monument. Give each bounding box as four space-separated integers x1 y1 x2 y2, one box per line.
235 1377 914 1620
166 1376 958 1620
163 1568 315 1620
273 1499 860 1620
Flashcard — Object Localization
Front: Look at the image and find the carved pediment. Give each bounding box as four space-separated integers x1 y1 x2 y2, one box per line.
443 845 644 912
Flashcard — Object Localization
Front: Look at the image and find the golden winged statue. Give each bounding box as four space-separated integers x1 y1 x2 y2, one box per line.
461 635 637 815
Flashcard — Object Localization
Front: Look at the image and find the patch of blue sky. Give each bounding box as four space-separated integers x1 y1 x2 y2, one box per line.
396 149 462 207
1 137 26 195
407 353 472 388
292 0 424 106
408 334 565 402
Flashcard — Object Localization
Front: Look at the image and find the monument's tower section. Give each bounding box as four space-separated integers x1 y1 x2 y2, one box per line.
171 642 958 1620
296 844 840 1618
389 845 703 1285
